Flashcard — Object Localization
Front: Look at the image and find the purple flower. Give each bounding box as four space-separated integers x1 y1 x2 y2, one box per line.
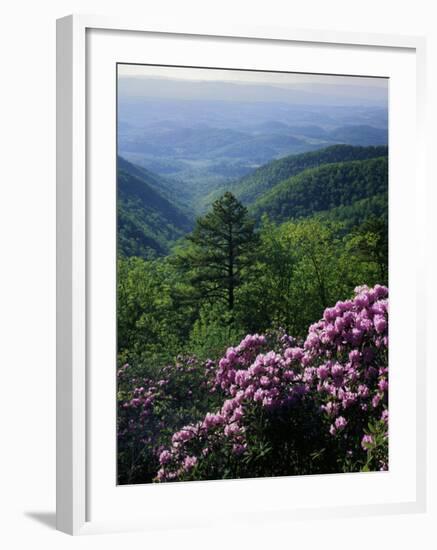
284 347 304 362
172 427 195 445
341 391 357 409
374 315 387 334
253 388 265 403
305 333 320 349
372 393 382 408
226 348 237 362
234 370 250 386
322 401 339 417
159 450 172 465
324 307 337 322
361 434 374 450
183 456 197 471
317 364 330 380
335 416 347 430
202 413 225 430
331 363 344 379
224 423 239 437
260 375 270 388
355 292 370 308
374 285 388 299
221 398 238 417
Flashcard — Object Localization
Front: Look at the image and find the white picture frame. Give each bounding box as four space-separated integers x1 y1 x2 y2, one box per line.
56 14 427 535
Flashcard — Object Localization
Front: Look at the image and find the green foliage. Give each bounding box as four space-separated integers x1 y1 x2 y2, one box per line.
251 156 388 224
177 401 339 482
117 205 388 374
315 192 388 231
361 416 389 472
117 256 196 369
188 303 245 360
237 216 386 337
346 216 388 283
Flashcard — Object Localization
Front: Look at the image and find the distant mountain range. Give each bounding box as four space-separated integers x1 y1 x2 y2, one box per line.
118 99 387 203
118 78 388 107
117 144 388 259
121 123 388 157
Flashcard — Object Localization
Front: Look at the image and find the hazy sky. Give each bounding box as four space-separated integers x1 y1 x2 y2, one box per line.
118 63 387 87
118 63 388 106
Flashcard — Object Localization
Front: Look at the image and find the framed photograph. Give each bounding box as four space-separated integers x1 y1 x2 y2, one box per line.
56 14 427 535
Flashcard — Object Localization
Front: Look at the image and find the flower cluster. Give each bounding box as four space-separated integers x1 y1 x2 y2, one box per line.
301 284 388 445
117 354 222 484
215 334 267 391
156 284 389 481
117 375 160 440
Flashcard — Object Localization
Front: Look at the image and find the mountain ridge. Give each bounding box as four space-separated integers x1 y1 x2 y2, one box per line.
200 144 388 210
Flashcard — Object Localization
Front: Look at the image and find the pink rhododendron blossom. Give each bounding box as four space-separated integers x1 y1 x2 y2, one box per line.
183 456 197 470
335 416 347 430
153 285 388 482
361 434 374 450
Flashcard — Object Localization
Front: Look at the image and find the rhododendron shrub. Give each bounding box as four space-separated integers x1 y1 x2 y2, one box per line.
156 285 388 482
117 355 221 484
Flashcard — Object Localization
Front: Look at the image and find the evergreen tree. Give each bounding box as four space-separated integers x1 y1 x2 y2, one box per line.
178 192 257 311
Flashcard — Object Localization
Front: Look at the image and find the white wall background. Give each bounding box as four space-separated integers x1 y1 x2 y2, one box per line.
0 0 435 547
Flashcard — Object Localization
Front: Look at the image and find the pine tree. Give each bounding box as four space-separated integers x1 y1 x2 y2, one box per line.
179 192 257 311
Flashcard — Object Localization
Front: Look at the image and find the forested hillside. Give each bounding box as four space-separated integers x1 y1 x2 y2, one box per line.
118 146 388 259
316 192 388 229
201 145 388 208
251 156 388 223
117 158 193 258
